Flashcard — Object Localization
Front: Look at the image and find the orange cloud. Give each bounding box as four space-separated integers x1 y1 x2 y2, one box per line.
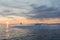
0 15 60 25
38 18 60 24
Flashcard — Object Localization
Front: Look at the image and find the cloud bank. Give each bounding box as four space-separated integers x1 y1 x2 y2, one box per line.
0 0 60 20
26 5 60 19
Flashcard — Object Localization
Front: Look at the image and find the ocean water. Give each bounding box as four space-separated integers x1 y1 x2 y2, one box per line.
0 24 60 40
13 24 60 30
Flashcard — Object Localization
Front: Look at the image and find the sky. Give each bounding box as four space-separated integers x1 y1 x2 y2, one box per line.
0 0 60 24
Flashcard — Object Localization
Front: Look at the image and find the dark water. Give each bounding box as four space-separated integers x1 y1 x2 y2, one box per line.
9 25 60 40
13 25 60 30
11 30 60 40
1 25 60 40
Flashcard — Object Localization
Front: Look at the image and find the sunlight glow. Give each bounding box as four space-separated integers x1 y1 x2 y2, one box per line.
5 21 10 39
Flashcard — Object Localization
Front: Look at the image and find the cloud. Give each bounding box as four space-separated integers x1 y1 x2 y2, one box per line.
51 0 60 7
0 15 27 20
0 0 52 10
0 0 60 20
26 5 60 19
0 6 29 16
0 0 32 10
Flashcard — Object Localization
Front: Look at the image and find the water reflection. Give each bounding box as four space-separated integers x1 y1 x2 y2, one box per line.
0 24 60 40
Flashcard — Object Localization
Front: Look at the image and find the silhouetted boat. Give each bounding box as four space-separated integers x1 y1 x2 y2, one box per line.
20 22 22 25
34 23 41 25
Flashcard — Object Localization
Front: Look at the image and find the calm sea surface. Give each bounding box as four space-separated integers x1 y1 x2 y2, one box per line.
0 24 60 40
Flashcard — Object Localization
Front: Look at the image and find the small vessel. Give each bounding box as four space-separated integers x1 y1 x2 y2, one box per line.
34 23 41 25
20 22 22 25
